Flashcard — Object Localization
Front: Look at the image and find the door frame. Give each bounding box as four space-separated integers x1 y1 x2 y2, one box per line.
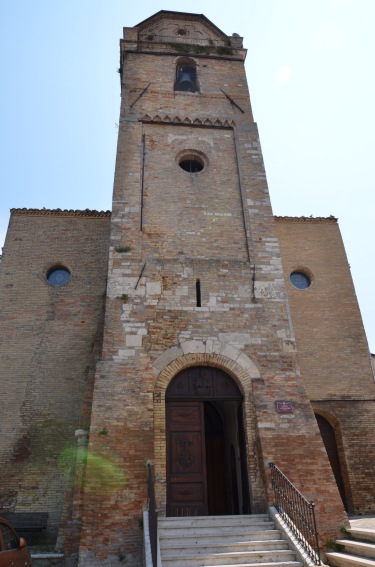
165 366 248 516
152 349 263 517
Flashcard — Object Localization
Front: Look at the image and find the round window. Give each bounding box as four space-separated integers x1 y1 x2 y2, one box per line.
290 271 311 290
177 151 206 173
47 267 71 286
179 158 204 173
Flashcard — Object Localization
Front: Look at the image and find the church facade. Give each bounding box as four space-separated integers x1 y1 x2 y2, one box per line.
0 11 374 567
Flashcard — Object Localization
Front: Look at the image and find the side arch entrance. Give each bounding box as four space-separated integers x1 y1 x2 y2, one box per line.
315 413 349 511
166 366 251 517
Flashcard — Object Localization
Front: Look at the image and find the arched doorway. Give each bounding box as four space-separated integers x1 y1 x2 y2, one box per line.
166 366 250 516
315 413 349 511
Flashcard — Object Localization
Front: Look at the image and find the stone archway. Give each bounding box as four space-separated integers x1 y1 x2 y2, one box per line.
152 341 262 516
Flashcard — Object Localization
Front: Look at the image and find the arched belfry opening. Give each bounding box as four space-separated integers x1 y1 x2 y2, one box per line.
174 57 199 93
166 366 251 516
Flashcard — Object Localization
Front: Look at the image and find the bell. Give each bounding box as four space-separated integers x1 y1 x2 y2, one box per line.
176 72 195 92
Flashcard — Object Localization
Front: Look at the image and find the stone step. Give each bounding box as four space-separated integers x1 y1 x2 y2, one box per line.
348 530 375 545
336 540 375 560
326 552 375 567
160 549 298 566
161 539 289 556
158 514 300 567
158 518 275 536
159 530 283 545
159 525 276 538
162 557 303 567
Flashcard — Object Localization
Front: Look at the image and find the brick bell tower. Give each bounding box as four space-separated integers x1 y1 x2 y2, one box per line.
78 11 348 566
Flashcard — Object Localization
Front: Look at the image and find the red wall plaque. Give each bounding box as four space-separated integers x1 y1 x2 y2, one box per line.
275 400 294 414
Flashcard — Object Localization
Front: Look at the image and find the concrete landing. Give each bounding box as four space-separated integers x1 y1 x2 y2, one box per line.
350 518 375 531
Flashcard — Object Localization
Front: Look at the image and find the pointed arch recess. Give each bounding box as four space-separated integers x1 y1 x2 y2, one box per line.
152 341 261 514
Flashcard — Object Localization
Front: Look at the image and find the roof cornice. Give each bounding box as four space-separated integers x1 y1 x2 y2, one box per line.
10 208 111 218
274 215 338 223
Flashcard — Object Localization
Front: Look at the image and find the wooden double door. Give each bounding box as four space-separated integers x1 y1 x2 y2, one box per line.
166 366 250 517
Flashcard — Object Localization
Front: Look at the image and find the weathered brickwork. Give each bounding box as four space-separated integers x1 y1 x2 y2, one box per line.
1 11 373 567
276 217 375 515
0 209 110 544
77 13 348 567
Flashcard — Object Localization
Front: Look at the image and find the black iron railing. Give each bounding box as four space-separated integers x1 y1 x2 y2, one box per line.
147 463 158 567
269 463 320 565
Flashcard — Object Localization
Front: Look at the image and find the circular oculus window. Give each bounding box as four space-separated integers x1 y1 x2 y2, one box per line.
290 271 311 290
177 151 206 173
47 267 71 287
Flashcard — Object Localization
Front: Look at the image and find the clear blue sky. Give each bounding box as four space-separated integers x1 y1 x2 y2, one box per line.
1 1 374 352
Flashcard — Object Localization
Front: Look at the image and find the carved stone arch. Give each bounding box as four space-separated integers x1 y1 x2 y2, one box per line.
152 340 260 389
155 354 252 397
152 342 261 515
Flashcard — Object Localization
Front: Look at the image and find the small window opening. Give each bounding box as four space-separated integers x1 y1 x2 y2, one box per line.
47 266 71 286
175 58 198 93
176 150 207 173
180 159 204 173
290 271 311 290
196 279 201 307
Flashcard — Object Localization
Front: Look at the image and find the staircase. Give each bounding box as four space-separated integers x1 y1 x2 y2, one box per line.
326 527 375 567
158 513 303 567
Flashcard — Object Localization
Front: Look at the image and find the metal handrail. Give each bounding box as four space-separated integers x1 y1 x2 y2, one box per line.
147 463 158 567
269 463 320 565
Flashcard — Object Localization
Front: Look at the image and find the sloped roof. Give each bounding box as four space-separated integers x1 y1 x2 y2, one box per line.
136 10 228 39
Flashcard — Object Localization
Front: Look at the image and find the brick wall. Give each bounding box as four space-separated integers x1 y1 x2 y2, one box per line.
0 209 110 544
1 12 371 567
276 217 375 514
78 14 348 566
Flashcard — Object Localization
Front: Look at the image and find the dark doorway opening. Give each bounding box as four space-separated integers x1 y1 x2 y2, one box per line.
205 402 226 515
315 413 349 511
166 366 251 516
